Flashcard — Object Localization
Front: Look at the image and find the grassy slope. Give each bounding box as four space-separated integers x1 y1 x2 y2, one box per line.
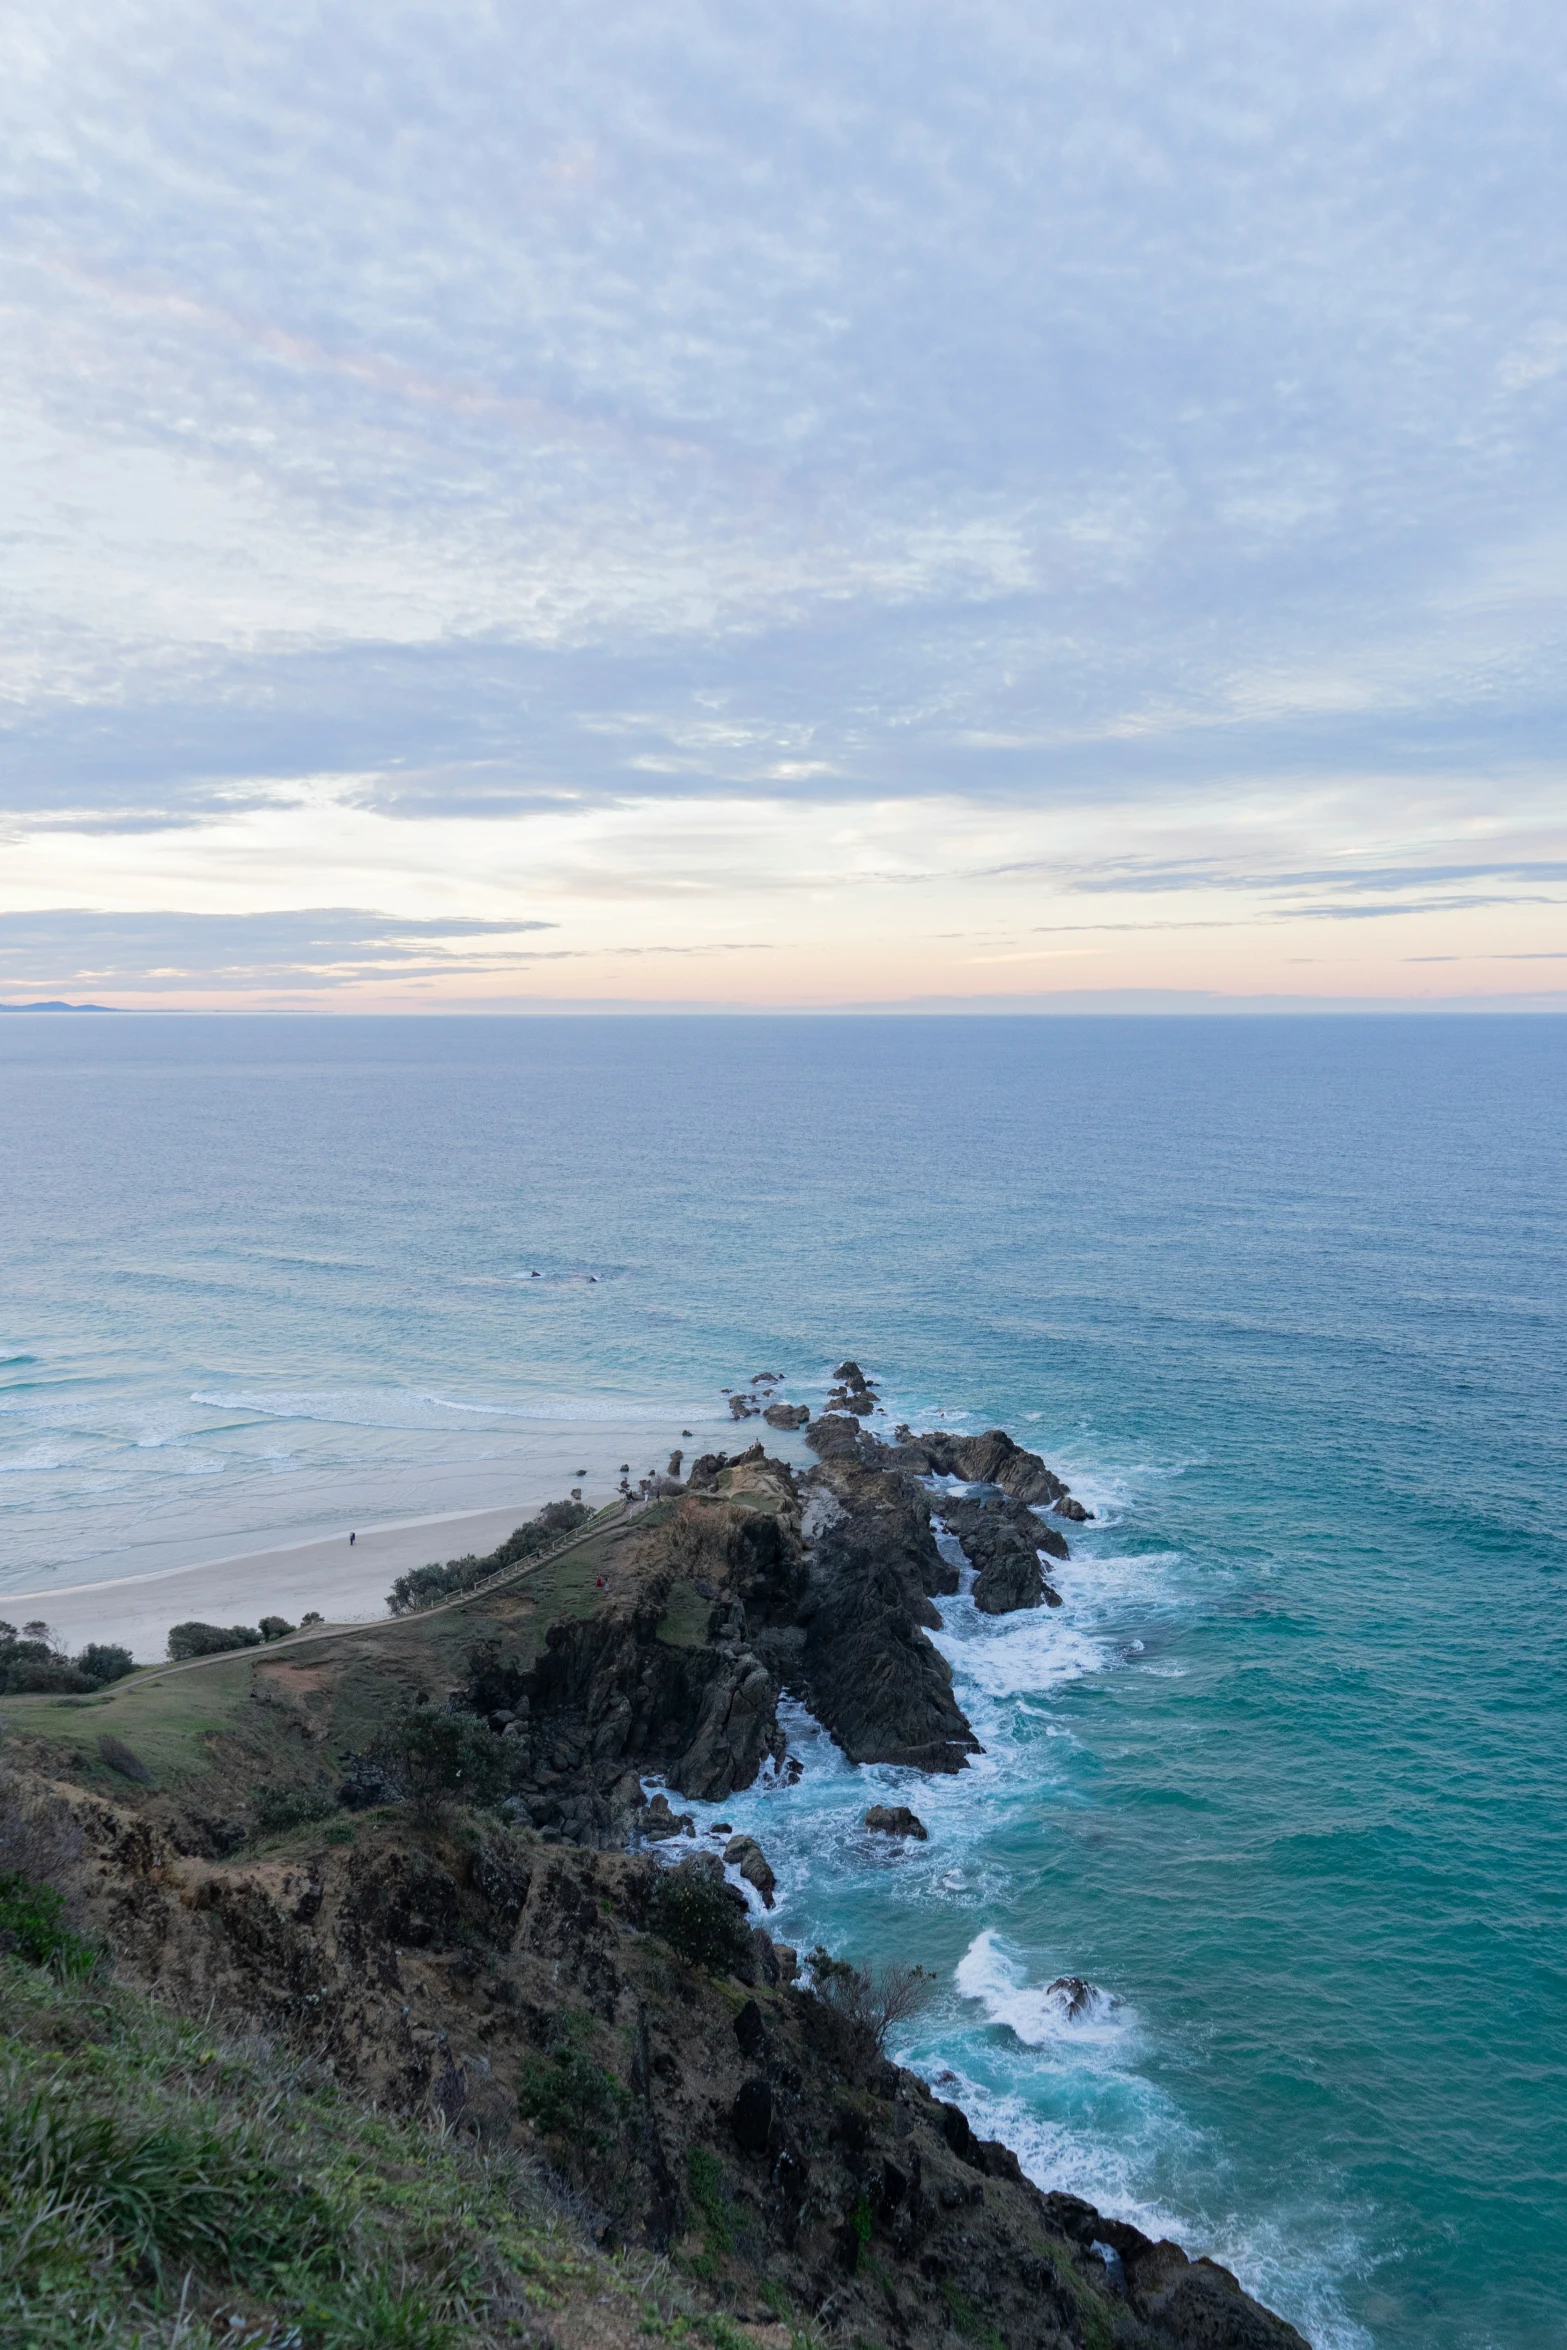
0 1504 657 1813
0 1949 781 2350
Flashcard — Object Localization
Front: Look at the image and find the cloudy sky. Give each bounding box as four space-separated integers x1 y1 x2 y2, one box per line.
2 0 1564 1009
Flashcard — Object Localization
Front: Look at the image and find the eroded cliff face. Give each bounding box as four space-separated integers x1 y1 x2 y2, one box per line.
463 1441 986 1803
1 1769 1307 2350
0 1415 1313 2349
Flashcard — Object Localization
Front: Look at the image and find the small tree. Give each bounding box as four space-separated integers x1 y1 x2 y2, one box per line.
649 1859 754 1976
371 1706 508 1821
806 1947 936 2054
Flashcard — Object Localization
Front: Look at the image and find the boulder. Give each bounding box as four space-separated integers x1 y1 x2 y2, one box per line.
936 1492 1067 1614
723 1831 777 1909
763 1400 809 1430
642 1792 695 1841
907 1427 1091 1516
864 1804 928 1840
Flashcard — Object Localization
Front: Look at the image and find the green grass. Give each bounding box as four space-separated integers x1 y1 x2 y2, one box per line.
0 1872 99 1974
0 1951 611 2348
653 1581 714 1651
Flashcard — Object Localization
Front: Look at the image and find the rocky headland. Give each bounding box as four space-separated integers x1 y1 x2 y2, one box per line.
0 1371 1308 2350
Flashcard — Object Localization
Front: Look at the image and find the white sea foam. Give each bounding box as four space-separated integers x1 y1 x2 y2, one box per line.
955 1931 1135 2051
0 1443 70 1476
188 1386 693 1429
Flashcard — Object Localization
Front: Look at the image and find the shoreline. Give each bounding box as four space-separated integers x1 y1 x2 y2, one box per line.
5 1414 815 1658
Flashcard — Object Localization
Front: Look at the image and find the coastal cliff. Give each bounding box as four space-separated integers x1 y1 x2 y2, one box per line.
0 1394 1308 2350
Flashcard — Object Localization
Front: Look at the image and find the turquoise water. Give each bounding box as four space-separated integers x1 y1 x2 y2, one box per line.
1 1013 1563 2348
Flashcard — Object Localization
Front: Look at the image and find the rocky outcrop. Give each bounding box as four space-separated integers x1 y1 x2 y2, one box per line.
865 1804 928 1839
888 1425 1091 1517
935 1492 1065 1614
6 1765 1308 2350
763 1399 810 1429
794 1459 978 1773
723 1830 777 1906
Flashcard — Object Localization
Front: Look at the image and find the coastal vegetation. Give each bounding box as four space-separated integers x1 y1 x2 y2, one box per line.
0 1621 134 1696
0 1417 1306 2348
386 1498 591 1615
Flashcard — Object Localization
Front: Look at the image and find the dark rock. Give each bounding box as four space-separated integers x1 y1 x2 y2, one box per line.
934 1493 1065 1614
641 1793 695 1841
728 1394 760 1420
724 1832 777 1908
1047 1974 1099 2020
805 1412 873 1463
732 2075 775 2153
904 1427 1091 1516
763 1400 810 1430
734 1996 767 2058
864 1805 928 1840
798 1466 981 1773
937 1490 1069 1563
833 1360 867 1385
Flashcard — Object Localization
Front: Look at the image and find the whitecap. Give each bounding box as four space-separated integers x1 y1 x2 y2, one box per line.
955 1931 1134 2051
187 1386 693 1430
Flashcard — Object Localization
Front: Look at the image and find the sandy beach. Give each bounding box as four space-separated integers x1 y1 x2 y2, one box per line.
8 1413 811 1660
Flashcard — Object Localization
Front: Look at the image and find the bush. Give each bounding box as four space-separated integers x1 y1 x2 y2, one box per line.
648 1860 754 1976
254 1786 338 1834
74 1643 134 1685
370 1706 508 1820
0 1871 97 1975
0 1623 133 1695
805 1946 936 2054
386 1498 590 1616
258 1615 296 1641
166 1621 264 1662
517 2043 630 2152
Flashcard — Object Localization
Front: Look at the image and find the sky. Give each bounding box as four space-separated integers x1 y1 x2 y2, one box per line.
1 0 1564 1011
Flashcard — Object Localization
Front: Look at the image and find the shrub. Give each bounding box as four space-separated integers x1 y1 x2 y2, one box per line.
805 1947 936 2054
517 2043 629 2152
255 1786 338 1834
386 1498 590 1616
74 1643 135 1685
0 1622 123 1696
370 1706 508 1820
167 1621 263 1662
648 1860 753 1976
258 1615 296 1642
0 1871 97 1975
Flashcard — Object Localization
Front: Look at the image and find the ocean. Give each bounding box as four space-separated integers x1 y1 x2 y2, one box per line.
1 1011 1563 2349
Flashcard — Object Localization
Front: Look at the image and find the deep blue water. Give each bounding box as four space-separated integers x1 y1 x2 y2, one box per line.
2 1013 1563 2349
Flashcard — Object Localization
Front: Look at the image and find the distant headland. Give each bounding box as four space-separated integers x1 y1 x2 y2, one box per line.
0 999 118 1011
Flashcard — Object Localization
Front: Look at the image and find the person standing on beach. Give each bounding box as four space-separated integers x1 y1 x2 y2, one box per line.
349 1531 356 1545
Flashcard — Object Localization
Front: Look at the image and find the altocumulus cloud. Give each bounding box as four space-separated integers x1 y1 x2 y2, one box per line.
0 1 1564 1002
